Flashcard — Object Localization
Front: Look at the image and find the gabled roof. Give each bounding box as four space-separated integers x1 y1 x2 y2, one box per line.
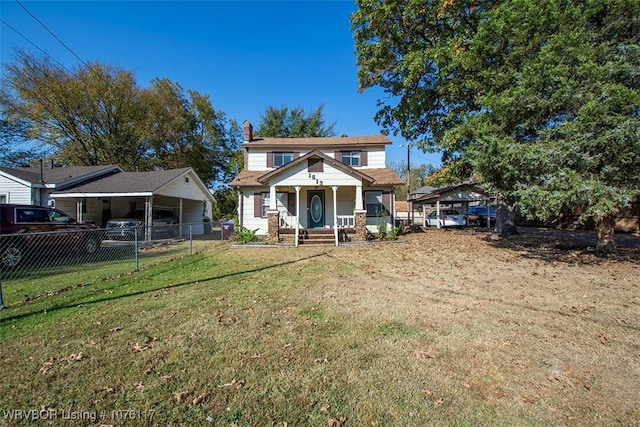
257 150 375 185
53 168 214 203
230 150 404 187
242 134 391 148
412 182 487 204
0 165 123 188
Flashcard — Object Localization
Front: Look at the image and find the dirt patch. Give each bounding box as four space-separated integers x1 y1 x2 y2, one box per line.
312 228 640 424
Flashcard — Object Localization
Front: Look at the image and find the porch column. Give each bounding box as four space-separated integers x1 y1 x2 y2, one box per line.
269 185 277 210
332 186 338 246
76 200 84 223
436 200 441 229
145 197 154 240
422 204 427 227
178 198 183 237
354 184 366 241
295 186 301 247
355 185 363 210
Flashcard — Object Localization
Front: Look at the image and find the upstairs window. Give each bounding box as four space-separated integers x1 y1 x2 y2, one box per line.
341 151 361 167
273 152 293 167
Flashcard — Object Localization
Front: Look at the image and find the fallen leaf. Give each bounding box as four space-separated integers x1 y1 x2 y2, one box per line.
109 327 122 332
174 390 189 402
39 358 54 375
160 375 172 381
320 405 330 414
191 392 210 407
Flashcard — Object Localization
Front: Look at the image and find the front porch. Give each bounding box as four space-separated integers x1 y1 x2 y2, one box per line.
279 226 357 245
267 205 370 246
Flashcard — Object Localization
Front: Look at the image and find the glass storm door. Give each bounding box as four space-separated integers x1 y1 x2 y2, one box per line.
307 190 325 228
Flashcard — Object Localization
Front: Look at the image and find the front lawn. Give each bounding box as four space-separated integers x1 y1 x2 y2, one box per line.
1 230 638 426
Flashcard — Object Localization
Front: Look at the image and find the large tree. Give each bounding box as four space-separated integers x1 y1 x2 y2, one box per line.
256 105 336 137
465 0 640 252
352 0 640 251
1 50 240 188
1 49 149 170
142 79 241 186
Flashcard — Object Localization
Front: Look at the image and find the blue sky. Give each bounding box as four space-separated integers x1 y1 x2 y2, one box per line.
0 0 442 168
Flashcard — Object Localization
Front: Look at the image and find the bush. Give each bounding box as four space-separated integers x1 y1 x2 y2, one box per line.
233 226 260 244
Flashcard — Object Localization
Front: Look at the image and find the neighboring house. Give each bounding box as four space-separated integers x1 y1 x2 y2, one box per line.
0 164 123 206
230 121 404 245
0 165 214 236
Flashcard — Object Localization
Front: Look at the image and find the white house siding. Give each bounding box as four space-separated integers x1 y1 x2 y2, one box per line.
246 147 388 172
354 148 386 169
0 174 33 205
247 151 268 171
240 188 269 235
54 198 103 225
271 161 362 187
157 172 209 201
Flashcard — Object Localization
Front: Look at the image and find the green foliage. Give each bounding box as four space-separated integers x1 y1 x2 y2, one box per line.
233 225 260 244
0 49 240 187
256 104 336 137
353 0 640 248
375 209 399 240
211 187 238 220
466 0 640 226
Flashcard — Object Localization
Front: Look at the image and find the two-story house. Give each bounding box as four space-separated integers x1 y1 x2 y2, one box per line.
230 121 404 245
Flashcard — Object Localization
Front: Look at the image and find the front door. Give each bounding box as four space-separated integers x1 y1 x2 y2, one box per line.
307 190 325 228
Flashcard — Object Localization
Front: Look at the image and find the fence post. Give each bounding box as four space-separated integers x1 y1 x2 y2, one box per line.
0 277 4 309
135 227 139 271
189 224 193 256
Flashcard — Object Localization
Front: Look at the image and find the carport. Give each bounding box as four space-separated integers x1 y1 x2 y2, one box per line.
410 183 492 229
50 168 215 239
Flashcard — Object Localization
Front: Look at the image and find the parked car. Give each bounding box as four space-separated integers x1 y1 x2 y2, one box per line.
425 209 467 227
105 209 179 240
0 204 102 268
467 205 497 227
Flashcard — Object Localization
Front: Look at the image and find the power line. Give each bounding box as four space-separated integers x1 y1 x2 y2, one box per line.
15 0 88 68
0 18 71 72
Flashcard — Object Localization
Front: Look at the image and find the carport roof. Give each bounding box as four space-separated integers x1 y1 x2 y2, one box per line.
52 167 214 202
411 182 488 204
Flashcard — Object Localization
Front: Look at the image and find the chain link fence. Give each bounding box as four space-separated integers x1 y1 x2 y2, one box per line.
0 221 234 307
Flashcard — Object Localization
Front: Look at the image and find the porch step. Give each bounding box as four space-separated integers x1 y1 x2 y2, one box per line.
298 229 354 245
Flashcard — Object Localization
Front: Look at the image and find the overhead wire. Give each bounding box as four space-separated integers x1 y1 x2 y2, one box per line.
0 17 72 72
15 0 89 68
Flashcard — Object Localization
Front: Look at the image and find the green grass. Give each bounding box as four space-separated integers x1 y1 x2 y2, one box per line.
1 233 638 426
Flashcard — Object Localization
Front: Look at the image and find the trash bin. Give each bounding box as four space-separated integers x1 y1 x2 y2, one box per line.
221 221 234 240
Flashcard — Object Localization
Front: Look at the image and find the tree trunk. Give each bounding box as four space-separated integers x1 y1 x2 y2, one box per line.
495 195 518 236
596 213 617 254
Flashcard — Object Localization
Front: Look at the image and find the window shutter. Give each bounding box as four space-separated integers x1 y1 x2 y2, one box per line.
382 192 392 215
288 193 296 215
360 151 368 166
335 151 342 163
254 193 263 217
293 152 300 160
266 153 273 168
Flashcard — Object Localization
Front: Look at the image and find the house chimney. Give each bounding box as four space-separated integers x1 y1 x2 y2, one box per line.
243 120 253 142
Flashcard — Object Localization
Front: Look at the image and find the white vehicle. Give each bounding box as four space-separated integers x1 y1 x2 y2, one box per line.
426 209 466 227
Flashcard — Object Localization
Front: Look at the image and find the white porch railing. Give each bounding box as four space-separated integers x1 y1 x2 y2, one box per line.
337 215 355 228
279 214 297 229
